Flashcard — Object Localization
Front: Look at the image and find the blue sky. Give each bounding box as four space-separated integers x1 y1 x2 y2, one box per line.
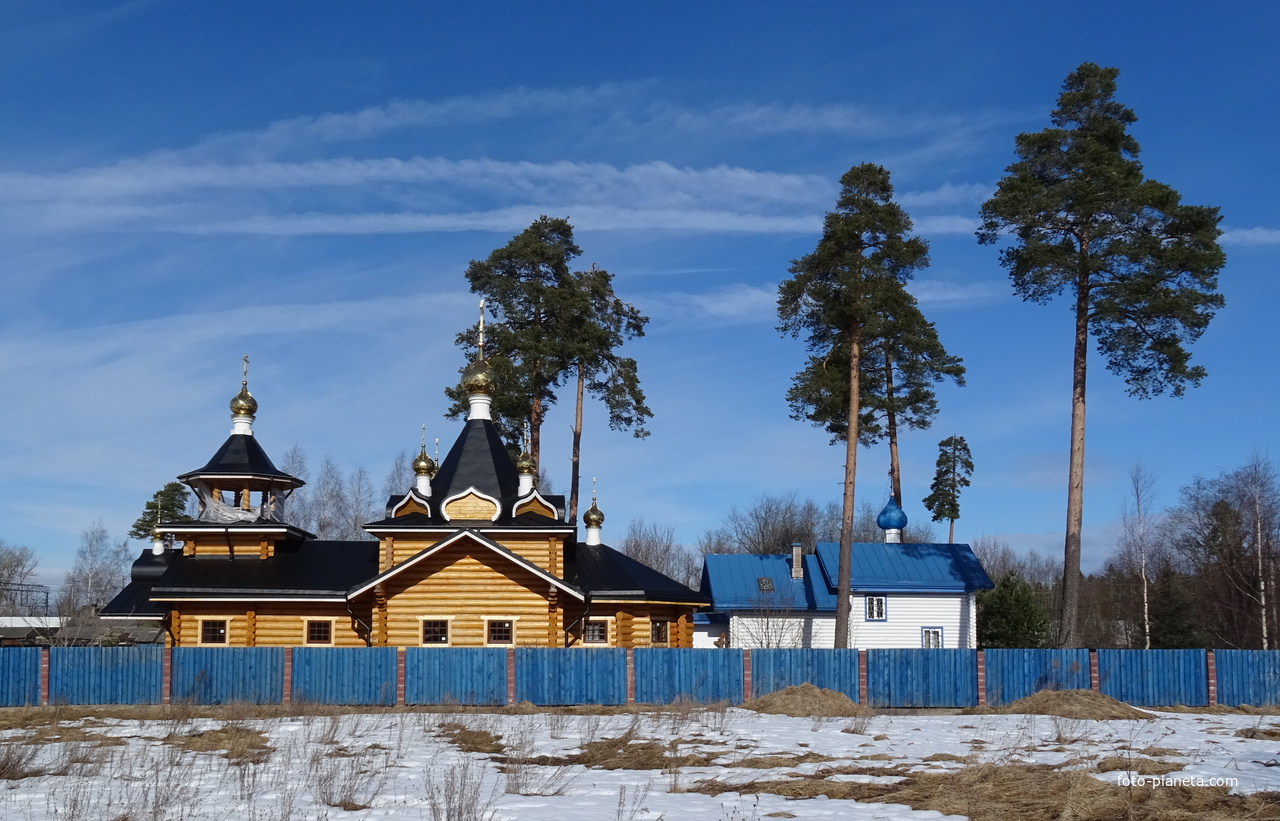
3 2 1278 586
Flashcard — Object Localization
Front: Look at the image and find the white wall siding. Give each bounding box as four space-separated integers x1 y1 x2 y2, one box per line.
849 594 968 649
728 614 837 649
693 622 727 649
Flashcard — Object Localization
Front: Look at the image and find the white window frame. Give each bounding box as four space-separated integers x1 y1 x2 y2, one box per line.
581 617 612 646
865 596 887 621
302 617 337 646
922 627 944 649
197 617 229 646
418 615 455 647
483 616 519 647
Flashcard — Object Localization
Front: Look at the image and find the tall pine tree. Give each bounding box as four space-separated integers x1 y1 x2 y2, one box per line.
922 435 973 544
978 63 1225 647
778 163 929 648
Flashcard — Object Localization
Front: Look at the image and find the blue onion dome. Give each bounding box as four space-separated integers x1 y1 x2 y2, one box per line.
877 498 908 531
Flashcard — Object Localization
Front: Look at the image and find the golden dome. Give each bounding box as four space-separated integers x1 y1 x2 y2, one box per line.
412 448 437 477
516 450 536 475
230 383 257 417
583 500 605 528
461 357 496 395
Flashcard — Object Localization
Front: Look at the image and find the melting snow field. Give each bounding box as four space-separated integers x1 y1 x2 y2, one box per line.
2 703 1280 820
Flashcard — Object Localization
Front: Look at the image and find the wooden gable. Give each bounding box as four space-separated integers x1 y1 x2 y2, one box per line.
443 490 499 521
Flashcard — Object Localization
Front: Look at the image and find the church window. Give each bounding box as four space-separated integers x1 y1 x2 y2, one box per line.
650 620 669 645
487 620 514 645
422 621 449 645
306 620 332 645
201 619 227 645
583 620 607 644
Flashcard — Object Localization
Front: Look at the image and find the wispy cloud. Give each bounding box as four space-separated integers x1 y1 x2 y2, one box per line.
1222 226 1280 246
910 278 1006 308
899 182 992 209
641 283 778 326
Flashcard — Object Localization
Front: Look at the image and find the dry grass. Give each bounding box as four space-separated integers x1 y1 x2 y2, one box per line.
0 742 41 780
744 684 867 718
1093 756 1185 775
164 724 273 764
1236 725 1280 740
439 722 505 754
686 762 1280 820
723 752 834 768
968 689 1154 721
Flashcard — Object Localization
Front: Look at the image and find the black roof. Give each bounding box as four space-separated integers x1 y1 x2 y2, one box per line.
431 419 519 508
148 540 378 598
568 543 709 605
177 433 303 486
100 550 175 618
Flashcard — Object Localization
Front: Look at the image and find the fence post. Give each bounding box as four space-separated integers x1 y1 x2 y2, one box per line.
39 647 49 706
625 648 635 705
858 649 868 704
506 648 516 705
282 647 293 705
976 649 986 707
1089 649 1100 692
396 647 406 706
161 646 172 706
1206 649 1217 707
742 649 752 702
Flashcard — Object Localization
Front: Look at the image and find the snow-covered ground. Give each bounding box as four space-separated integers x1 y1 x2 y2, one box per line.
2 704 1279 820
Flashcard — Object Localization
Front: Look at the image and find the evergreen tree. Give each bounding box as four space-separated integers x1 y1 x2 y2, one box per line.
977 573 1050 649
777 163 929 648
444 216 581 460
127 482 193 541
562 264 651 523
1149 567 1205 649
860 287 965 506
922 436 973 543
978 63 1225 647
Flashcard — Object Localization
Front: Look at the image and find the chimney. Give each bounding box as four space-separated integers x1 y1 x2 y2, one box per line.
791 542 803 580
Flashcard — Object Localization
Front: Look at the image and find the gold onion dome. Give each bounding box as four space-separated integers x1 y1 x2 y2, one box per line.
412 448 437 477
583 500 605 528
516 450 536 475
230 382 257 417
461 357 495 395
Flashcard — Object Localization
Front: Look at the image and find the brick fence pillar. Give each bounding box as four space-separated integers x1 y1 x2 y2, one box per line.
506 648 516 705
282 647 293 705
976 649 986 706
1206 649 1218 707
1089 649 1100 692
39 647 49 706
161 646 172 706
742 649 752 703
858 649 868 705
625 648 636 705
396 647 406 706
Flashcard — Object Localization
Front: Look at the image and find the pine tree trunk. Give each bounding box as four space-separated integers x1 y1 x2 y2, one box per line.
1257 493 1268 649
835 329 861 650
883 342 902 506
569 364 585 525
1061 266 1090 648
948 518 955 544
530 358 544 464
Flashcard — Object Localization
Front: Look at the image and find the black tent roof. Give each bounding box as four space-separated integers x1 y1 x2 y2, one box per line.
177 433 303 486
430 419 519 509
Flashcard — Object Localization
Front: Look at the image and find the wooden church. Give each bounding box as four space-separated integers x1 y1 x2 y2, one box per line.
102 321 707 648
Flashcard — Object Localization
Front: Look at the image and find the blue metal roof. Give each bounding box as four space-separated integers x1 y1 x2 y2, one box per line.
814 541 994 593
700 554 836 612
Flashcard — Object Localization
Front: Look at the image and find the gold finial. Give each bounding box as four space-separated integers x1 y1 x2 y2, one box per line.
413 423 437 477
583 476 604 527
421 423 427 450
434 438 439 463
230 354 258 417
461 301 496 395
516 419 536 476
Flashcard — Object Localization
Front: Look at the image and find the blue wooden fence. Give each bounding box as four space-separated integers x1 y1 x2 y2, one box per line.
0 648 40 707
515 648 627 705
751 649 859 702
405 648 506 705
172 647 283 704
1215 650 1280 707
49 646 163 705
292 647 396 705
1098 649 1208 707
983 649 1091 706
866 649 977 707
17 646 1280 709
635 648 743 704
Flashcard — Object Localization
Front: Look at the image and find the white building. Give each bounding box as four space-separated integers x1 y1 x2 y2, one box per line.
697 500 994 650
